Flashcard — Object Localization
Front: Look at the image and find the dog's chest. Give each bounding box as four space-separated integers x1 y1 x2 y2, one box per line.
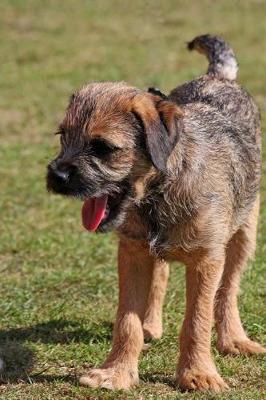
118 199 204 257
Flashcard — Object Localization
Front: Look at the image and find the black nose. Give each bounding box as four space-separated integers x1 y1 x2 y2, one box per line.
48 161 70 183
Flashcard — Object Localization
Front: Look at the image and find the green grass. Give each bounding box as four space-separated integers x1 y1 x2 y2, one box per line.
0 0 265 399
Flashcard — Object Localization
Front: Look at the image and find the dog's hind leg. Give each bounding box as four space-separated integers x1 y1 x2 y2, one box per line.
215 197 266 355
79 239 155 390
143 260 169 341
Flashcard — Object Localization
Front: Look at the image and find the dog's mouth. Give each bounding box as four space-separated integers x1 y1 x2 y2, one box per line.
81 190 128 232
47 161 131 232
82 195 108 231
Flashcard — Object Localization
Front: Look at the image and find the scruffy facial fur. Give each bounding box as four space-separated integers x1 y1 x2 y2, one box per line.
47 35 265 392
47 82 183 232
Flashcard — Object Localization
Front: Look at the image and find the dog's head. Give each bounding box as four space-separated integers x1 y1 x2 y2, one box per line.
47 82 183 232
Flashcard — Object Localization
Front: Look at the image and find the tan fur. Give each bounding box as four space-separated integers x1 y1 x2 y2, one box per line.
215 197 266 355
143 259 169 340
80 239 155 389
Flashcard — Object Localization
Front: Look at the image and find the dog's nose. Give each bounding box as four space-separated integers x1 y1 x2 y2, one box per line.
53 166 69 182
48 161 70 183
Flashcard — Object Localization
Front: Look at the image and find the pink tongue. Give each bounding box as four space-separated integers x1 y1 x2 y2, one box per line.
82 195 108 232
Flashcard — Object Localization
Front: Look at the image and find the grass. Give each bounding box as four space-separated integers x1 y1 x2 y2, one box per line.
0 0 265 399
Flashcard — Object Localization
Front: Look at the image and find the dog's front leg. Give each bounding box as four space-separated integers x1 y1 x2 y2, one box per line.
80 238 154 390
177 252 229 392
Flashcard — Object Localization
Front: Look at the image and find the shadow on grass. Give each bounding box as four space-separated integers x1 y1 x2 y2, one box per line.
0 319 113 344
0 319 112 384
0 342 35 384
0 343 78 385
141 372 176 389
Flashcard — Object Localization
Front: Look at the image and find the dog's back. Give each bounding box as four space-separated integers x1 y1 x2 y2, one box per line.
168 35 261 231
169 34 260 135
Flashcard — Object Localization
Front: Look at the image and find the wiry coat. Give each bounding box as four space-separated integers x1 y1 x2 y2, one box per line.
47 35 265 393
121 77 261 258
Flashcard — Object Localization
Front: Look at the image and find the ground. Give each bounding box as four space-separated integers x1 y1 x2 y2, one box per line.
0 1 265 399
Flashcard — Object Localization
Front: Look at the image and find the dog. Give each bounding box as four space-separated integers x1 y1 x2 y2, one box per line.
47 34 265 392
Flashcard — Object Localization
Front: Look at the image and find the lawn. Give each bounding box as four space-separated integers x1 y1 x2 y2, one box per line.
0 1 265 399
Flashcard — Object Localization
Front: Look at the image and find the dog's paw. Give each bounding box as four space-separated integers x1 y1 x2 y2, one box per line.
79 366 139 390
143 321 163 340
218 338 266 355
177 368 229 392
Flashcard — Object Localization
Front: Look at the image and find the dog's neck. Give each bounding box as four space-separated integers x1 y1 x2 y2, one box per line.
119 133 205 255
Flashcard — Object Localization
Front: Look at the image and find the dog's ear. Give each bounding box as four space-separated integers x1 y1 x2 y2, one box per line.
131 93 183 171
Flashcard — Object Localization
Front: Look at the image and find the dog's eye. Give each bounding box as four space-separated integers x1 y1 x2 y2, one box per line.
54 128 65 136
90 139 118 158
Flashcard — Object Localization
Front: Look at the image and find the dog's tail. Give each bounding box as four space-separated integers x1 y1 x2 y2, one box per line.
187 34 238 81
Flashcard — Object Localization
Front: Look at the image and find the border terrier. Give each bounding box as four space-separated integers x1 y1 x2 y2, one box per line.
47 34 265 392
